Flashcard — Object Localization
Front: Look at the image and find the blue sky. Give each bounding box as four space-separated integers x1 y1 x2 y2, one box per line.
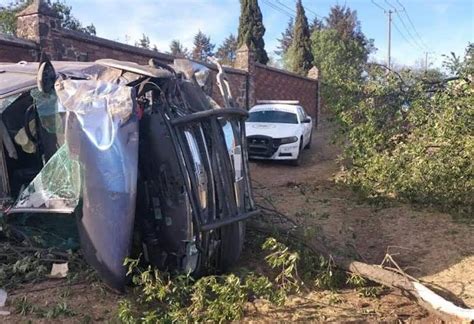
4 0 474 68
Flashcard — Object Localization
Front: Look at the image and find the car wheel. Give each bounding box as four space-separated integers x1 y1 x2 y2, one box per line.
291 141 303 166
218 221 246 271
304 130 313 150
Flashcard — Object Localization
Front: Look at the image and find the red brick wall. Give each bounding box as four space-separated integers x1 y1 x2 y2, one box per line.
254 63 318 121
0 36 39 62
1 29 318 119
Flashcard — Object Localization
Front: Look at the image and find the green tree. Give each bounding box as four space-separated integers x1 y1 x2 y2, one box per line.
442 43 473 77
311 5 372 115
169 39 189 58
50 1 96 35
192 30 215 61
287 0 313 76
0 0 95 36
309 16 323 33
135 33 150 49
216 33 238 66
237 0 269 65
275 18 293 57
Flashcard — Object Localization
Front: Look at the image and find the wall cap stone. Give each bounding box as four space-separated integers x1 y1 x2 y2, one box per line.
59 29 175 62
16 0 59 18
255 63 318 82
60 29 247 75
0 33 39 49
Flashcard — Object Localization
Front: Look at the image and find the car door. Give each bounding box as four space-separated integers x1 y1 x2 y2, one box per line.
297 107 311 146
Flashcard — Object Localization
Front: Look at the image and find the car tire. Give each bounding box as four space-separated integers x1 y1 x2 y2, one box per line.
304 130 313 150
291 141 303 166
218 221 246 271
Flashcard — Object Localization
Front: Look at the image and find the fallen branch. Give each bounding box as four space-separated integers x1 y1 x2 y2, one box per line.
248 219 474 322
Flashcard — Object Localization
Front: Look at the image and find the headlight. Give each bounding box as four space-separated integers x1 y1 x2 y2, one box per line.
279 136 298 144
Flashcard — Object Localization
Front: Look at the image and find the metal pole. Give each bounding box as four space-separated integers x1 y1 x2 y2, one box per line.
425 52 428 72
388 10 392 69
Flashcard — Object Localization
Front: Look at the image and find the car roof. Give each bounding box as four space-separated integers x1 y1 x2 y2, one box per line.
249 104 302 114
0 59 173 99
0 61 97 99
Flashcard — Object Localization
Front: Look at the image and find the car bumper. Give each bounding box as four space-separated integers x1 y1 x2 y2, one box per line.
247 136 300 160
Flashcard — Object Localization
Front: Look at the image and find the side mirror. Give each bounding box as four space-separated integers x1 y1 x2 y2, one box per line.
37 60 56 94
302 117 311 124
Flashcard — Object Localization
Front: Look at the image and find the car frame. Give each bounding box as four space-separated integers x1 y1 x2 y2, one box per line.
0 57 258 290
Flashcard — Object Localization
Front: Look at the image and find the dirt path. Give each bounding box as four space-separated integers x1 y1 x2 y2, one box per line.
3 116 471 323
245 115 474 320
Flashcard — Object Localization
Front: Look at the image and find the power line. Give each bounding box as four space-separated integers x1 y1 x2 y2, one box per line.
385 0 424 51
392 19 420 52
296 0 324 20
261 0 294 19
371 0 386 12
395 0 429 49
387 0 427 50
276 0 296 15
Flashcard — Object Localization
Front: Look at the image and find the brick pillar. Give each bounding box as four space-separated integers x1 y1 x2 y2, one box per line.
234 44 256 108
16 0 61 60
308 66 320 128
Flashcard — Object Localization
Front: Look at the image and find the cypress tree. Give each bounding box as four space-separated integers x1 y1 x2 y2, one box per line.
237 0 269 65
289 0 314 75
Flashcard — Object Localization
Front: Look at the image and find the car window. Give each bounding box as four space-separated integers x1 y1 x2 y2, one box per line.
247 110 298 124
296 108 305 122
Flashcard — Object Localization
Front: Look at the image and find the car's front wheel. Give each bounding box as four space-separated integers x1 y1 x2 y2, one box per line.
305 130 313 149
291 140 303 166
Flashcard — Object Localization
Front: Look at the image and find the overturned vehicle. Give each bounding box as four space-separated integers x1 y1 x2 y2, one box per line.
0 58 257 290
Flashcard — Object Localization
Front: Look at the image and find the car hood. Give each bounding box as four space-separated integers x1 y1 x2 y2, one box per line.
245 122 300 138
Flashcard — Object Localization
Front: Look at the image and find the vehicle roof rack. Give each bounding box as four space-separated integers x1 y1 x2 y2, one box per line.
256 100 300 105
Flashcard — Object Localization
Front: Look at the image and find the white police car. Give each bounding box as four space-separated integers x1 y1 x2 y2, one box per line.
245 101 313 166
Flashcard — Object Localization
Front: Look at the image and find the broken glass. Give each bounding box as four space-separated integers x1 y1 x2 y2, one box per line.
12 144 81 213
31 89 63 134
0 94 20 114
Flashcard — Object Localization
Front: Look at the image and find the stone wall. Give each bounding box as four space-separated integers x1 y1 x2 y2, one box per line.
254 63 319 122
0 0 319 124
0 35 38 62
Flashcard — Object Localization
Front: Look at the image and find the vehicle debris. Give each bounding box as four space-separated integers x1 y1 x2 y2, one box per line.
48 263 69 279
0 57 258 291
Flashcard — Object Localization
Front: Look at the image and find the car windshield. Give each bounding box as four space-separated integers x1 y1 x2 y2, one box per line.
247 110 298 124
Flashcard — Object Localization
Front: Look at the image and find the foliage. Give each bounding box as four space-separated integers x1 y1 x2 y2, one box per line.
49 0 96 35
341 66 473 215
169 39 188 58
135 33 150 49
192 30 215 61
311 5 372 126
13 296 76 319
0 0 95 36
311 28 367 119
443 42 474 77
275 18 293 58
309 16 324 33
237 0 269 65
287 0 314 76
216 33 238 66
117 237 301 323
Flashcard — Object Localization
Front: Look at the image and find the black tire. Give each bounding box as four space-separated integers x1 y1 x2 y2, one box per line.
291 140 303 166
218 221 246 271
304 130 313 149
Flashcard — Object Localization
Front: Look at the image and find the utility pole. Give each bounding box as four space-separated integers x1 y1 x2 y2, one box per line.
424 51 429 72
387 10 393 69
